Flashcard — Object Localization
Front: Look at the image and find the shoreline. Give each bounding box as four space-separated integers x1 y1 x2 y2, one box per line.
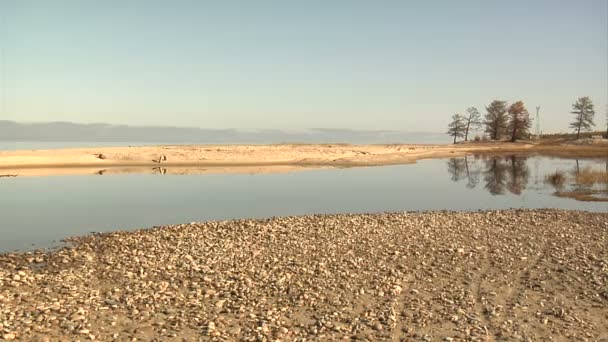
1 209 606 340
1 142 606 177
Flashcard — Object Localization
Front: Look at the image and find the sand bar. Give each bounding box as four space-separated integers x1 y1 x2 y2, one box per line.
1 142 606 177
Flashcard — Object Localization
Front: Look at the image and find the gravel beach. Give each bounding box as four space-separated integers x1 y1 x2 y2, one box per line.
1 209 607 341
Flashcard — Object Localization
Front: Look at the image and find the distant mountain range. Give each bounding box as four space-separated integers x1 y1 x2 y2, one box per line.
0 120 446 145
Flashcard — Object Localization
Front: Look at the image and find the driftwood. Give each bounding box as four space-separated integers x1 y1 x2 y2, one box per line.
94 153 107 160
154 155 167 163
0 174 17 178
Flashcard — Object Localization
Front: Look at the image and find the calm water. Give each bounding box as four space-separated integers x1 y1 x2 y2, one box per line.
1 155 606 252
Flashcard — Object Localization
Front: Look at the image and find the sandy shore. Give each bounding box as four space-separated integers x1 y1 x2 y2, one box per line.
0 209 606 340
1 142 607 177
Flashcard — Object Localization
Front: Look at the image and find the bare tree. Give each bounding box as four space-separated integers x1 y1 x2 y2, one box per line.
484 100 508 140
463 107 482 141
569 97 595 139
507 101 532 142
447 114 466 144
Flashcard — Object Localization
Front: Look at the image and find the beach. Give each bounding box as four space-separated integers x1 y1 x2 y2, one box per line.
1 209 606 340
1 141 607 177
4 1 607 341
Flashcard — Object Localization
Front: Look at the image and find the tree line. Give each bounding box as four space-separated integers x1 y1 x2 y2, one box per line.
447 97 597 143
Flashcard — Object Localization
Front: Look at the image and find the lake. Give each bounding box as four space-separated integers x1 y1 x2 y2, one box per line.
1 155 606 252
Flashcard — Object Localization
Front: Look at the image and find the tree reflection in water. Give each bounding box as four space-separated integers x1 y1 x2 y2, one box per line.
447 155 529 195
446 156 481 189
506 156 529 195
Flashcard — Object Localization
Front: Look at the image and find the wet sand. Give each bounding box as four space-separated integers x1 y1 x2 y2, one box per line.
1 209 606 340
1 142 606 177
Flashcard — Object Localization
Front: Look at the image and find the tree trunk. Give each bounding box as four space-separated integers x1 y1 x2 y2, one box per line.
465 119 470 141
511 124 517 142
453 135 456 144
576 113 582 139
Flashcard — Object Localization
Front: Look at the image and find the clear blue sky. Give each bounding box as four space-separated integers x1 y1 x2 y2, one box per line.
1 1 606 132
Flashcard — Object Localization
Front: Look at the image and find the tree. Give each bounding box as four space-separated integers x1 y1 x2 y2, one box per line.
463 107 482 141
447 114 466 144
484 100 508 140
507 101 532 142
569 97 595 139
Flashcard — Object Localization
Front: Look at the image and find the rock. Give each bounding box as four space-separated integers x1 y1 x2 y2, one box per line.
3 333 16 340
104 299 118 306
228 327 241 335
214 299 226 309
391 285 403 295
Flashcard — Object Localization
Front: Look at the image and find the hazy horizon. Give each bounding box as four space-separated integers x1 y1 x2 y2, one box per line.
3 119 445 134
0 120 452 147
1 1 607 133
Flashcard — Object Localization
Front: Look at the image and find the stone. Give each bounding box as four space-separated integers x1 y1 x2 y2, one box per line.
3 333 16 340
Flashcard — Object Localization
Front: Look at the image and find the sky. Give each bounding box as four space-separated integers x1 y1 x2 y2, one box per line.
1 0 607 133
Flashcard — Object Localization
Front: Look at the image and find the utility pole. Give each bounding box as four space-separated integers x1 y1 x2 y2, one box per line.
605 104 607 138
535 106 541 137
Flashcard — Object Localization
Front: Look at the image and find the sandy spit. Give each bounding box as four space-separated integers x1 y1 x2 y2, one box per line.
1 142 606 177
1 209 607 340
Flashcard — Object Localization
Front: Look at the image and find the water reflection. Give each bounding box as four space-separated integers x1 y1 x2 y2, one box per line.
447 155 607 201
2 156 606 252
447 155 530 195
446 156 481 188
556 159 608 201
505 156 529 195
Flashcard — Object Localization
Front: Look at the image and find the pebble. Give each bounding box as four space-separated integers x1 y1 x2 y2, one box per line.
0 209 605 340
2 333 16 340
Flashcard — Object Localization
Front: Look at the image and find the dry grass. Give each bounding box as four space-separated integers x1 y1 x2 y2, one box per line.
538 130 606 142
575 168 608 185
555 190 608 202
